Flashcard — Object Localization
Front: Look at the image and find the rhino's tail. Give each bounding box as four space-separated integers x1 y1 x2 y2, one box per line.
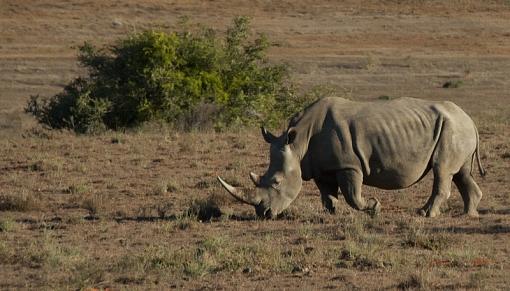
473 126 486 177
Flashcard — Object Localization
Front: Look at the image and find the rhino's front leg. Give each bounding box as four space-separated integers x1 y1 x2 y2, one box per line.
337 169 381 215
314 177 339 214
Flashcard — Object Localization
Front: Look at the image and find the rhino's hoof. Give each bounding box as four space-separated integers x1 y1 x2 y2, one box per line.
466 210 480 218
323 205 336 214
418 209 427 217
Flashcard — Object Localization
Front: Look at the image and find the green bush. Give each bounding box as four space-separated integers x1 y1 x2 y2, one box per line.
26 17 309 133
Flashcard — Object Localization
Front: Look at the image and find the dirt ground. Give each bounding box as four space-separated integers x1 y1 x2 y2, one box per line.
1 0 509 290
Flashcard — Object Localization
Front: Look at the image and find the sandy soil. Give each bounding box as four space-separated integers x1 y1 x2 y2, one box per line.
0 0 509 290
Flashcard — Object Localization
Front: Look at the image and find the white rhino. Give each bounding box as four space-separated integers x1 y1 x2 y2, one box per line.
218 97 485 218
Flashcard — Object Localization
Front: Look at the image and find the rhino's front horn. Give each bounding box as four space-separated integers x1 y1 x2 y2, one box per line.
249 172 261 186
217 176 260 206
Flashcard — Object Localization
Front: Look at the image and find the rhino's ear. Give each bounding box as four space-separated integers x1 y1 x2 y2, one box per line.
261 127 277 144
285 128 297 145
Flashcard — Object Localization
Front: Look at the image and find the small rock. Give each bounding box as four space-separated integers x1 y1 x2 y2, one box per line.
292 266 303 273
112 19 123 28
292 266 311 274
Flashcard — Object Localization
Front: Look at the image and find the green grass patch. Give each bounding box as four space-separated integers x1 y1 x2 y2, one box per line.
0 218 17 232
442 80 464 88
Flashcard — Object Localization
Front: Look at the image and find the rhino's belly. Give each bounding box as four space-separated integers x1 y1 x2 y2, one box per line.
362 163 432 190
360 133 436 189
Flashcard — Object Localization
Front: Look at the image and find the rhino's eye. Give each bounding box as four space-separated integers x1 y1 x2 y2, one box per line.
271 177 282 189
271 182 281 189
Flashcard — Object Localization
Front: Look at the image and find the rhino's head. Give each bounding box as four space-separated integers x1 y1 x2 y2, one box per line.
217 127 302 219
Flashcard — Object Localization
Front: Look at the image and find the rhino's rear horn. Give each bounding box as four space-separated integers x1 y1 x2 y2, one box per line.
249 172 261 186
217 176 260 206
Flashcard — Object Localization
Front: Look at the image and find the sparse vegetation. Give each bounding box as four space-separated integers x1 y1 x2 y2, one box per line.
68 260 106 289
185 197 223 221
365 53 381 72
443 247 489 268
111 236 292 277
81 195 101 215
398 270 431 290
18 232 83 268
64 183 88 194
172 213 197 230
0 126 507 289
442 80 464 88
378 95 394 100
148 181 170 196
337 241 389 270
156 202 173 218
166 180 180 193
401 220 452 251
0 193 39 212
29 159 63 172
0 218 17 232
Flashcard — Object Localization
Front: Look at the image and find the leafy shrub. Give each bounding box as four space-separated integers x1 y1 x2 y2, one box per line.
27 17 309 133
442 80 463 88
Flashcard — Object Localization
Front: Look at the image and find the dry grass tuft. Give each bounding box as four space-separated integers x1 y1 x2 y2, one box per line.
442 79 464 88
148 179 180 196
166 179 180 193
64 183 88 195
173 214 197 231
0 218 17 232
401 220 453 251
29 159 62 172
186 197 223 221
17 232 83 268
0 193 40 211
81 194 102 215
398 270 431 290
0 241 16 264
337 241 389 270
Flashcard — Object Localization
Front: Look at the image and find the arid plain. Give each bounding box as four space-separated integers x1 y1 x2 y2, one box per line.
0 1 509 289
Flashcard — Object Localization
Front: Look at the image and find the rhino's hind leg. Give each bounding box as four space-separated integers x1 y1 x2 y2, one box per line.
315 177 339 214
337 169 380 215
420 170 453 218
453 162 482 217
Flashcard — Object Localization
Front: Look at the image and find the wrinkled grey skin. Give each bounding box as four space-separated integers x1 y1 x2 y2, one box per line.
218 97 485 219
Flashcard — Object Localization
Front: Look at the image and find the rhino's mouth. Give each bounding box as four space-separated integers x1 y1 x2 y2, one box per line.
256 205 275 219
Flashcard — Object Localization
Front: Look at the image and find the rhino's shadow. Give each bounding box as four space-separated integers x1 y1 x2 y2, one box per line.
114 215 178 223
113 213 259 223
478 208 510 215
228 214 258 221
430 224 510 234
